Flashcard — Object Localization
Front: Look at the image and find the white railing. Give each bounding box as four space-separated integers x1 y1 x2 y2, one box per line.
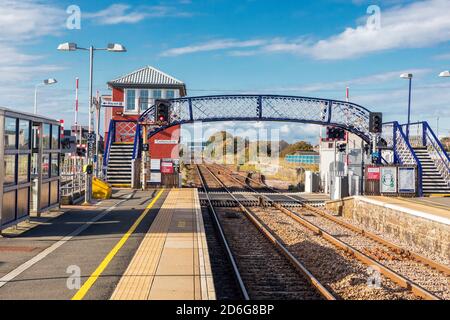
60 156 86 200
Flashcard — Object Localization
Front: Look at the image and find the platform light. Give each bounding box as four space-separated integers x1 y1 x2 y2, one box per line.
400 73 413 140
107 43 127 52
57 42 77 51
400 73 413 79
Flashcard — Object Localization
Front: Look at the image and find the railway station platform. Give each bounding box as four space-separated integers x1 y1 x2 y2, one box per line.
326 196 450 262
111 188 216 300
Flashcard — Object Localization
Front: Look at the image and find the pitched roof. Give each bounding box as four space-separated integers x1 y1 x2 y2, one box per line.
108 66 185 86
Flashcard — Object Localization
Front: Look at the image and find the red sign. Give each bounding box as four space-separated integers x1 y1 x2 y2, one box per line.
161 162 174 174
367 167 381 180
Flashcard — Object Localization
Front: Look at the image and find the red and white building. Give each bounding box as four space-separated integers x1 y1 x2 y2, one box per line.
104 66 187 187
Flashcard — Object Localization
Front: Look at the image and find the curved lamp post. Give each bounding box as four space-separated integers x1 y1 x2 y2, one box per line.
34 78 57 114
400 73 413 140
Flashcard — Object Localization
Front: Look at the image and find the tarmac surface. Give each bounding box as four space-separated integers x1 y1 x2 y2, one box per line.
0 189 166 300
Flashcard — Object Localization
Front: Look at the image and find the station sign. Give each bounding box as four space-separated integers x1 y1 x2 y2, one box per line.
101 101 124 107
150 172 161 183
161 162 174 174
155 139 178 145
150 159 161 170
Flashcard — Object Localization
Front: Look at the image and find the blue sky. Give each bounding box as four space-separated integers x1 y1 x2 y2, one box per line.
1 0 450 143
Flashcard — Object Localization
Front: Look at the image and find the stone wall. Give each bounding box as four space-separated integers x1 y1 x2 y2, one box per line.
325 197 450 261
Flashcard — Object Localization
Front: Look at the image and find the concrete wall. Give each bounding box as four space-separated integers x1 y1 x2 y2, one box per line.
326 196 449 261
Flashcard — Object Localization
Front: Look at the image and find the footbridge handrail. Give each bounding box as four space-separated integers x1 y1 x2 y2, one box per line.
423 122 450 185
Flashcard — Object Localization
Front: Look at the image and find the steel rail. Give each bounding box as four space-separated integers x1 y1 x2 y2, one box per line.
208 164 444 300
199 165 336 300
213 164 450 276
195 165 250 300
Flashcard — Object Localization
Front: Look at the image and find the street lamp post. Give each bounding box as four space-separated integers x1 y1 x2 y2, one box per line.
400 73 413 140
57 42 126 205
34 78 57 114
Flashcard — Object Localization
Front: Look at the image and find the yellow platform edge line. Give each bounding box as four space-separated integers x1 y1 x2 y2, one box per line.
71 189 165 300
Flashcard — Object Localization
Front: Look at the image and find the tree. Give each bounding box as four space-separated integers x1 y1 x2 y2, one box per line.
440 137 450 152
280 141 314 157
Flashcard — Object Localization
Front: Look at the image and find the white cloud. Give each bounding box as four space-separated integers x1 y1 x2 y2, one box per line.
0 0 64 41
272 68 432 93
0 0 66 114
161 39 268 57
162 0 450 60
300 0 450 60
434 52 450 60
85 3 193 25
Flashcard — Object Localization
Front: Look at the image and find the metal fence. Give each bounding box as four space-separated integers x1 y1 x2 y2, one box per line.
60 156 86 203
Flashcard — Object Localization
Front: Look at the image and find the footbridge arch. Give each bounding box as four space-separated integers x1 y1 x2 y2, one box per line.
138 94 374 142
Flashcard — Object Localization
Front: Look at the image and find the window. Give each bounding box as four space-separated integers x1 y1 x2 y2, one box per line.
51 154 59 177
18 120 31 149
42 154 49 178
153 90 162 99
166 90 175 99
18 154 29 184
51 125 60 149
4 155 16 185
4 117 17 149
139 90 149 111
126 89 136 112
43 124 51 149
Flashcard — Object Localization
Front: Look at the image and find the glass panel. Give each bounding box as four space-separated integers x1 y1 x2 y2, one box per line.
153 90 162 99
18 154 29 184
18 119 30 149
31 153 38 177
17 188 29 219
166 90 175 99
4 117 17 149
50 180 59 205
40 182 49 210
51 125 60 149
42 154 49 178
4 155 16 186
126 89 136 111
43 124 51 149
51 153 59 177
140 90 149 110
2 191 16 225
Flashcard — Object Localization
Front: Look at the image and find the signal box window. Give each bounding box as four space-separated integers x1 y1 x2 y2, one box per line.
140 90 149 111
153 90 162 99
126 89 136 112
166 90 175 99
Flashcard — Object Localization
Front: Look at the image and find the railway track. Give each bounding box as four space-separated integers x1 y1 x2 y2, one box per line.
207 163 449 300
196 164 335 300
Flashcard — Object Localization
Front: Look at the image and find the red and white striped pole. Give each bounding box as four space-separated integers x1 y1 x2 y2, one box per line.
75 77 79 125
345 87 350 174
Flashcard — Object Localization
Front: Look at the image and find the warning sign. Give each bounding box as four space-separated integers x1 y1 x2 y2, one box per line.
161 162 174 174
367 167 381 180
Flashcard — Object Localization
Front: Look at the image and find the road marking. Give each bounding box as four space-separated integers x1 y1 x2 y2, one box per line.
71 189 165 300
0 192 136 289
